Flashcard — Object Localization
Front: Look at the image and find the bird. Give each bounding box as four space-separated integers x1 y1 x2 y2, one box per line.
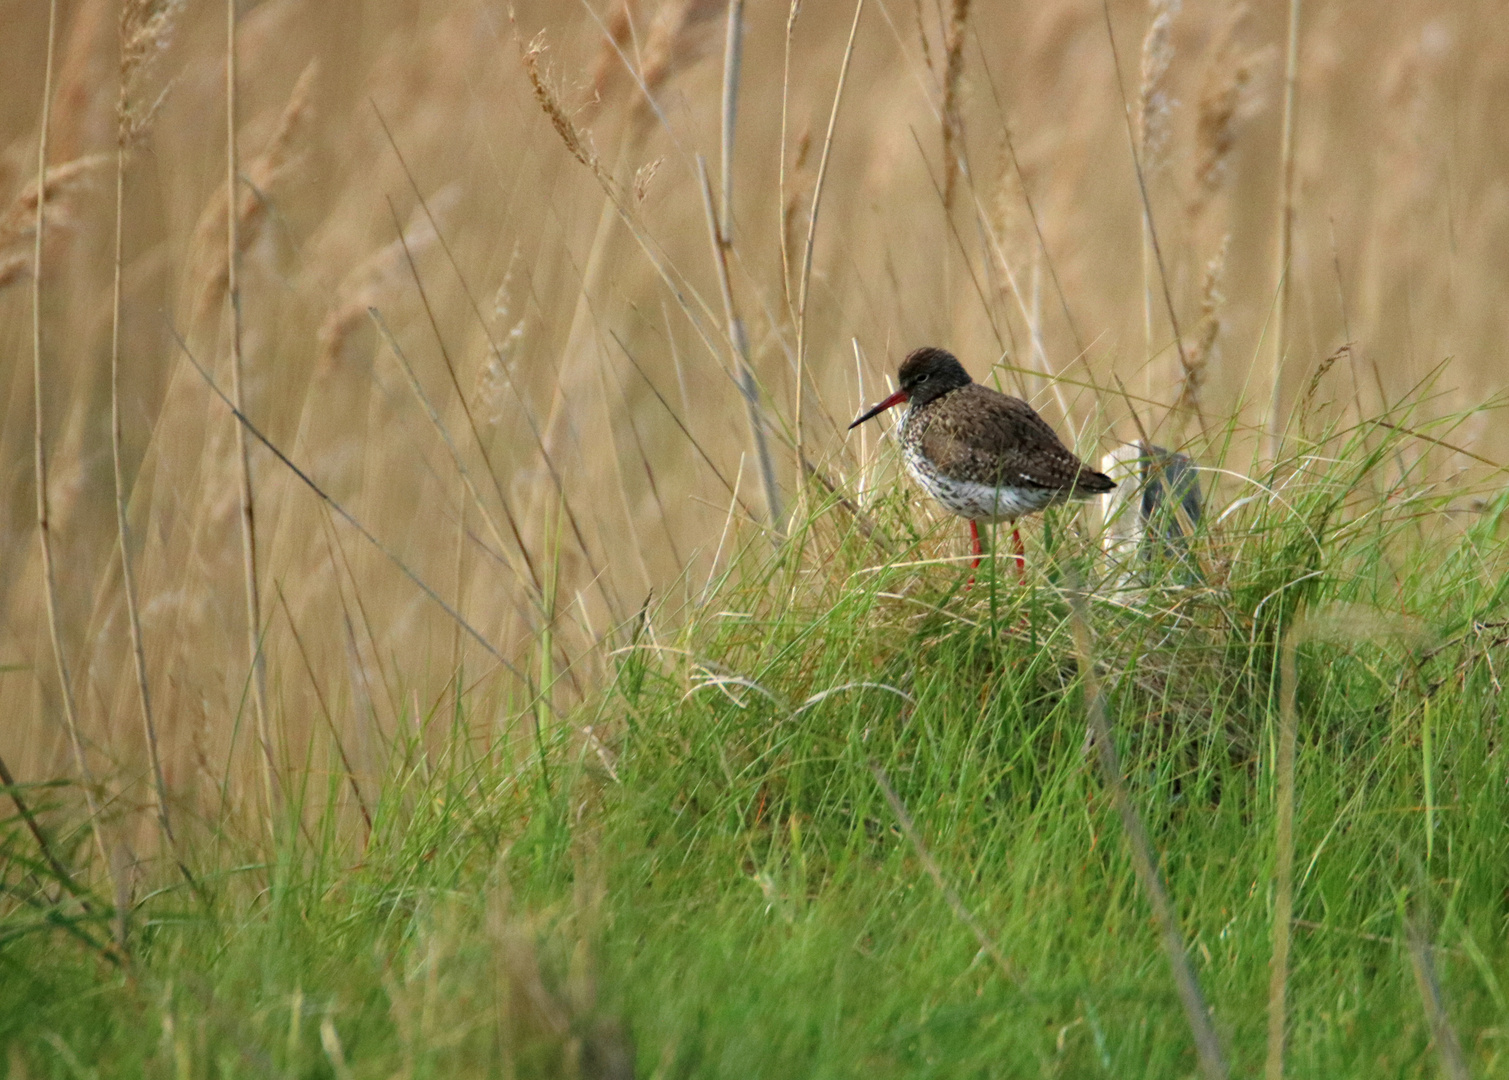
848 347 1115 583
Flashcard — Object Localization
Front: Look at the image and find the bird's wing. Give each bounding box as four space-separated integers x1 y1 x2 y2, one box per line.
918 386 1114 493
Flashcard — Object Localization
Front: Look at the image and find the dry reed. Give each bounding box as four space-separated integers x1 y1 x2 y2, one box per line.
1066 585 1227 1080
1267 0 1304 459
698 158 781 531
1136 0 1178 172
718 0 742 234
1136 0 1177 384
224 0 277 820
169 327 533 691
0 155 108 290
1175 233 1227 433
112 0 185 867
188 58 317 328
1099 0 1192 424
520 30 603 178
706 0 783 532
871 763 1017 986
779 125 810 309
588 0 637 108
369 303 544 616
794 0 867 467
1405 912 1471 1080
31 0 115 894
640 0 724 106
778 0 805 309
939 0 971 210
315 187 460 374
1190 4 1272 218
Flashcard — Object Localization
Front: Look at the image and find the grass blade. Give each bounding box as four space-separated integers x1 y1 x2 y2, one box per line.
1067 584 1228 1080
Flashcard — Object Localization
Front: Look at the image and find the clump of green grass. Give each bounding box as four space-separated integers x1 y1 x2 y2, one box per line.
2 413 1508 1077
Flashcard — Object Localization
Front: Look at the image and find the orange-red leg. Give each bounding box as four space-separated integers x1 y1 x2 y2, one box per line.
966 522 1026 588
969 520 984 568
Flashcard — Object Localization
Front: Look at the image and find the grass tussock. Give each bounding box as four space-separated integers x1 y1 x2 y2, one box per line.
4 415 1509 1075
0 0 1507 1074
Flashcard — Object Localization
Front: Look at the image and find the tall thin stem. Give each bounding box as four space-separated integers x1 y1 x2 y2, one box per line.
33 0 114 884
1099 0 1192 414
0 749 91 910
225 0 277 819
1265 630 1300 1080
1067 586 1227 1080
719 0 744 244
778 1 801 313
699 159 782 534
1267 0 1303 460
113 18 179 870
1142 211 1155 399
1406 911 1471 1080
711 0 782 533
794 0 865 473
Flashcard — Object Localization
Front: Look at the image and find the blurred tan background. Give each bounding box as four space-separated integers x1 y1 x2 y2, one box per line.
0 0 1502 841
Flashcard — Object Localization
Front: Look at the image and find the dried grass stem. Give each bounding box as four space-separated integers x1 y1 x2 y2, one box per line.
32 0 115 891
1067 586 1228 1080
795 0 866 468
226 0 277 819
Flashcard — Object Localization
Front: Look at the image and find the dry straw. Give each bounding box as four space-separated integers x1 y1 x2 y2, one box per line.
1099 0 1192 427
1265 605 1427 1080
224 0 278 820
1136 0 1178 171
0 155 108 290
1190 4 1272 218
641 0 725 105
1176 233 1227 433
704 0 783 532
32 0 117 900
940 0 971 209
794 0 867 468
112 0 187 870
188 59 317 328
1268 0 1304 459
1136 0 1178 388
1066 584 1227 1080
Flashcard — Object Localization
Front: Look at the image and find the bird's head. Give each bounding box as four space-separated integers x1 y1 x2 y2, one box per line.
848 347 973 429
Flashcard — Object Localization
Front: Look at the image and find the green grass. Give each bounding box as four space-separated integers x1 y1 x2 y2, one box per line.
4 417 1509 1078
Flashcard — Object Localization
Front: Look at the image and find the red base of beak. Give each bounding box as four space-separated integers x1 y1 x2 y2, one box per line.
848 389 909 429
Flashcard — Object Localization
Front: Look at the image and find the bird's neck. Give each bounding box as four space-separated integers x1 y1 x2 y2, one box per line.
909 382 968 412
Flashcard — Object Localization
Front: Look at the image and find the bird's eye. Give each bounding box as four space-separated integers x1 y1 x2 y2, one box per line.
916 373 929 383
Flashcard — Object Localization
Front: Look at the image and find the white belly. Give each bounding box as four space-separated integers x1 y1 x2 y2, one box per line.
900 439 1058 522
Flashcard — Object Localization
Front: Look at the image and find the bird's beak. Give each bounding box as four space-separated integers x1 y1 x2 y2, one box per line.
848 389 908 430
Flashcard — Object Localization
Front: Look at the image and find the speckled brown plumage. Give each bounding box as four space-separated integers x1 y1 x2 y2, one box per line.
849 347 1114 580
853 347 1112 518
908 381 1114 507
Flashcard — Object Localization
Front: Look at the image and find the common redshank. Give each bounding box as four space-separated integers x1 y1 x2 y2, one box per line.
849 347 1115 582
